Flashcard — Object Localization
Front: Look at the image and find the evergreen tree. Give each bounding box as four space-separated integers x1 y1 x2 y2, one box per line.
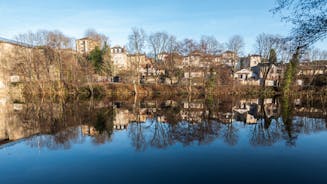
88 46 103 73
102 42 113 77
268 49 277 64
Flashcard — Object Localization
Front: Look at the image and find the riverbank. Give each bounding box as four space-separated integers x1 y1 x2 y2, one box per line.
10 81 327 101
76 83 278 98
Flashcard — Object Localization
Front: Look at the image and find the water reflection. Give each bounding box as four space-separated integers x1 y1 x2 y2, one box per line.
0 96 326 150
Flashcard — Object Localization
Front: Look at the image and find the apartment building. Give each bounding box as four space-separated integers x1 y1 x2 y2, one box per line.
76 37 101 54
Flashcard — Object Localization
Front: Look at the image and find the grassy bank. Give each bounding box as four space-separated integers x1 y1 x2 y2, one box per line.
15 81 327 100
76 83 279 99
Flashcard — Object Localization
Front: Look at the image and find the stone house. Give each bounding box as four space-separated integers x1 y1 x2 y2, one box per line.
239 54 262 69
298 61 327 76
111 46 129 72
252 63 284 87
0 38 33 94
234 69 257 80
182 51 203 67
76 37 101 54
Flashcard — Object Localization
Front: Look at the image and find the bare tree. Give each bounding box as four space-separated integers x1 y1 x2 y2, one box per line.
127 27 146 94
178 38 199 92
306 47 327 61
255 33 279 59
200 35 224 55
226 35 244 56
148 32 169 62
127 27 146 55
167 35 178 55
46 30 72 49
272 0 327 49
178 38 198 56
12 30 83 96
272 0 327 94
254 33 293 64
84 29 109 48
160 35 183 85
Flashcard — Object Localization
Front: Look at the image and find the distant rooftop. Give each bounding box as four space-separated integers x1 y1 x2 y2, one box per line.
76 37 100 41
111 45 124 48
250 54 261 57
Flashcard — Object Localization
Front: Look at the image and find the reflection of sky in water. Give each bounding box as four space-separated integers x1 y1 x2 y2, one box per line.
0 98 326 183
1 126 327 183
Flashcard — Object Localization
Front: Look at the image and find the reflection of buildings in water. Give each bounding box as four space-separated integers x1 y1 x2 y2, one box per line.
0 97 8 142
233 99 259 124
180 110 207 123
260 98 280 118
183 101 204 109
112 107 163 130
295 107 327 118
292 98 327 118
164 100 177 107
156 116 166 123
246 114 257 124
216 112 234 124
180 100 238 124
1 100 78 145
81 125 99 136
294 98 301 105
233 110 257 124
0 100 42 143
113 109 134 130
0 97 326 150
232 98 281 124
180 101 207 123
263 103 279 118
140 101 157 108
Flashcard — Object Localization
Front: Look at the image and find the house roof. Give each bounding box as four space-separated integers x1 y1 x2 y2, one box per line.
76 37 91 40
76 37 99 41
249 54 261 57
111 45 124 49
235 69 252 74
300 60 327 66
224 50 235 54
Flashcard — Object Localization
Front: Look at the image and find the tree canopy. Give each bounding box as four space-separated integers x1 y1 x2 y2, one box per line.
272 0 327 49
88 46 104 73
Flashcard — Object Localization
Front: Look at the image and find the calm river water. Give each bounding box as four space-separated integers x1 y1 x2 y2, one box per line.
0 96 326 183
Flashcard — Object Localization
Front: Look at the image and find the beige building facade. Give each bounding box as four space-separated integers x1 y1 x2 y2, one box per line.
76 37 101 54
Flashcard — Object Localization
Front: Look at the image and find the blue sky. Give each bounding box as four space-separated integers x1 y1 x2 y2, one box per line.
0 0 326 54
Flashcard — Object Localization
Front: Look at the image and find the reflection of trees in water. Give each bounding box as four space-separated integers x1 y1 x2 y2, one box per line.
91 109 115 145
26 127 82 150
13 99 115 149
249 96 327 147
171 121 221 146
127 109 226 150
296 117 326 134
128 119 223 150
280 96 298 146
129 122 147 151
249 116 327 147
249 97 282 146
194 120 222 145
7 96 327 150
149 118 173 148
250 119 283 146
222 123 238 146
